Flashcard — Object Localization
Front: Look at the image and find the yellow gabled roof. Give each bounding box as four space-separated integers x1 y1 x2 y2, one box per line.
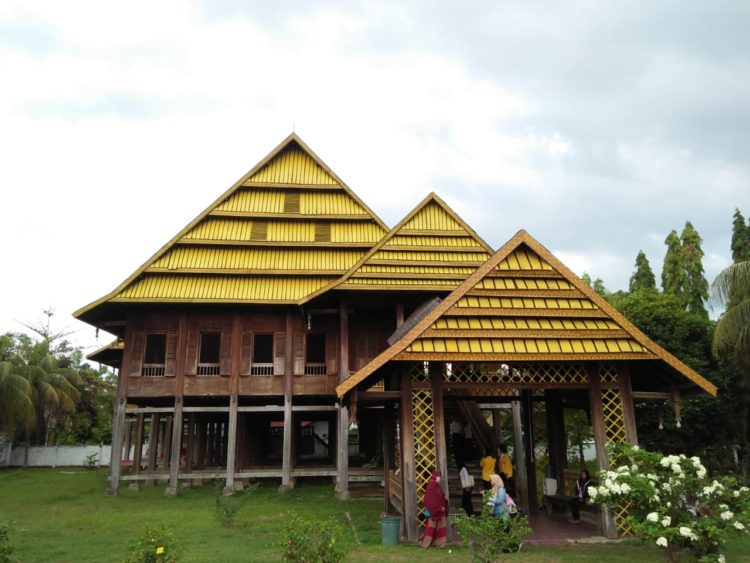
75 133 388 325
301 193 493 302
336 230 717 398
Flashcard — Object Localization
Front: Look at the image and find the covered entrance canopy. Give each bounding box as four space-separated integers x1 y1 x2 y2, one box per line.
336 230 716 542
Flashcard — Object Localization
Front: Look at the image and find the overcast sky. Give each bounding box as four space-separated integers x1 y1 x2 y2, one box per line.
2 1 749 355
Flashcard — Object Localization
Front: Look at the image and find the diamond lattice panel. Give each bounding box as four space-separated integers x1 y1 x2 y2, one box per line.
601 387 632 535
412 388 436 528
531 395 548 507
410 362 430 382
599 363 619 384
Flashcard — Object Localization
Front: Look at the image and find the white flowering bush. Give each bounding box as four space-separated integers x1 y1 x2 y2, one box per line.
589 444 750 563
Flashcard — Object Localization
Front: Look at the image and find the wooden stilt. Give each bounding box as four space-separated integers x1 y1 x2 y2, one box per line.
123 419 133 463
162 416 173 473
165 399 183 497
280 310 295 492
511 398 527 511
183 414 194 488
383 402 393 515
617 366 639 444
107 397 127 496
521 391 537 512
193 419 205 486
224 396 238 495
128 414 145 491
145 414 158 486
399 370 418 543
336 299 350 500
545 390 567 493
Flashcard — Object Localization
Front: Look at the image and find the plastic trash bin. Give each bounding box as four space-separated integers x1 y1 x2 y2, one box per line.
380 515 401 545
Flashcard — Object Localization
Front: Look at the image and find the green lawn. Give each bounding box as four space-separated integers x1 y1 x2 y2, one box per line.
1 468 748 562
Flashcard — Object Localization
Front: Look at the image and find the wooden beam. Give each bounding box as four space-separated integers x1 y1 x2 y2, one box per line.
383 403 393 515
128 414 145 491
280 309 294 491
145 414 159 486
224 395 239 494
107 397 126 496
430 362 450 532
511 399 528 511
126 407 175 414
165 399 183 497
631 391 672 400
237 406 284 412
183 406 230 413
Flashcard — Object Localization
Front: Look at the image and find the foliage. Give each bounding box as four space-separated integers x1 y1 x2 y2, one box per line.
662 230 685 300
212 479 258 526
83 452 99 469
630 250 657 293
681 221 709 318
730 208 750 263
581 272 606 296
453 504 531 562
125 523 180 563
589 444 750 562
280 510 346 563
0 521 17 563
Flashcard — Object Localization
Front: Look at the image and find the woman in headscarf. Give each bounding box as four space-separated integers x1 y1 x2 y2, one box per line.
420 470 449 548
488 474 509 519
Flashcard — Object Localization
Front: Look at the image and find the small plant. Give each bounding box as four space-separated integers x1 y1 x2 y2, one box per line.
213 479 258 526
125 523 180 563
0 521 17 563
453 504 532 562
280 511 346 563
83 452 99 470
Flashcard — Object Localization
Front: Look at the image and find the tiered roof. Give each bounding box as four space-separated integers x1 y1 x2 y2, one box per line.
75 134 388 324
336 230 717 397
302 193 493 301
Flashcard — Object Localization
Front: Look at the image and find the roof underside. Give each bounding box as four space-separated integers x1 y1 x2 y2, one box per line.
75 135 388 323
337 230 717 398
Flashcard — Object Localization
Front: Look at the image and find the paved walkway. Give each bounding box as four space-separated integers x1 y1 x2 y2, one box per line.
523 512 603 544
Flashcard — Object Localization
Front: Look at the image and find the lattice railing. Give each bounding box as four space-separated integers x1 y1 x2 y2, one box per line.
599 363 619 384
446 362 588 385
412 388 436 528
409 362 430 382
601 386 632 535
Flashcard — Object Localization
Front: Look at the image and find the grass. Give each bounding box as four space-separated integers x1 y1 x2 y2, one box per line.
0 468 748 562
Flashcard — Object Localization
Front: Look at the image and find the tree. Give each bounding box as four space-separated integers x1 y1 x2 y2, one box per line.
629 250 657 292
681 222 709 318
0 335 34 438
662 230 685 299
731 208 750 263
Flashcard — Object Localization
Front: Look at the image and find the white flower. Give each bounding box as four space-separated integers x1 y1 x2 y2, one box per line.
666 501 671 508
647 512 659 522
720 504 729 510
588 487 598 499
620 483 631 494
653 494 660 502
720 510 734 521
718 554 726 563
647 473 658 482
696 468 707 479
733 490 740 498
733 522 745 530
679 527 697 541
661 516 671 527
662 483 672 492
740 486 749 493
656 537 668 548
632 445 640 451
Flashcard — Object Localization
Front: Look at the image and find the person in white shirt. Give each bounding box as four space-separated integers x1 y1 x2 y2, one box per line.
458 460 475 516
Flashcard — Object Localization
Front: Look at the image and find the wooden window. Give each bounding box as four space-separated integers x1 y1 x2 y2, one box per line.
142 333 166 376
284 191 300 213
314 223 331 242
197 332 221 376
305 333 326 375
250 221 268 241
251 333 274 375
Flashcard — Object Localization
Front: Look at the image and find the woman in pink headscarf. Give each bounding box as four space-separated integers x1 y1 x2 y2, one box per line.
420 470 449 548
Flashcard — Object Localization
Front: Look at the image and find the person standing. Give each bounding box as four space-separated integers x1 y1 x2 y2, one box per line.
421 471 449 548
458 460 475 516
479 449 496 491
570 469 593 524
498 444 514 497
488 474 509 519
450 418 464 459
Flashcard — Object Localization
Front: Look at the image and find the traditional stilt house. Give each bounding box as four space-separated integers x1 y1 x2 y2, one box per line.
78 134 716 540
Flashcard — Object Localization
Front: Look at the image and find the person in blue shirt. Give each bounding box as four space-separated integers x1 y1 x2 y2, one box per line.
488 474 509 519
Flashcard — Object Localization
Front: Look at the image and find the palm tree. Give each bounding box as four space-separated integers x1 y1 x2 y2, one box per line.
0 360 35 439
711 259 750 359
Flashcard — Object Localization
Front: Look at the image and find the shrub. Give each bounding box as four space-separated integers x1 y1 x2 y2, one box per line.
453 504 532 562
213 479 258 526
590 443 750 563
83 452 99 470
125 523 180 563
280 511 346 563
0 521 17 563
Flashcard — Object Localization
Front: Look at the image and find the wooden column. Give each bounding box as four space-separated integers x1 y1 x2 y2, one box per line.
383 402 393 515
399 370 418 543
224 313 241 495
128 414 145 491
166 313 189 496
107 396 127 496
511 399 527 511
545 390 567 493
184 414 195 488
617 365 639 444
336 299 350 499
162 416 173 472
123 419 133 462
522 391 537 512
430 363 449 501
587 364 618 538
280 310 294 491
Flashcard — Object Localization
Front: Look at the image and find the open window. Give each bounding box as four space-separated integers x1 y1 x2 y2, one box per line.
305 333 326 375
251 333 274 375
197 332 221 376
142 333 166 376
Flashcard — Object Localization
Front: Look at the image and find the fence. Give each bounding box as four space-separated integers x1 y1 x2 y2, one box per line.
3 444 113 468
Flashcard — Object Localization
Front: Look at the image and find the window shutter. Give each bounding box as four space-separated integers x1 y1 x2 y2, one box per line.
240 331 253 375
273 332 286 376
326 333 338 376
185 330 199 376
314 223 331 242
284 191 300 213
220 321 233 375
164 333 178 377
128 332 145 377
293 333 305 375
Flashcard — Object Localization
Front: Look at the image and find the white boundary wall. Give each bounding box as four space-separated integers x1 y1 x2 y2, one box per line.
4 444 112 468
